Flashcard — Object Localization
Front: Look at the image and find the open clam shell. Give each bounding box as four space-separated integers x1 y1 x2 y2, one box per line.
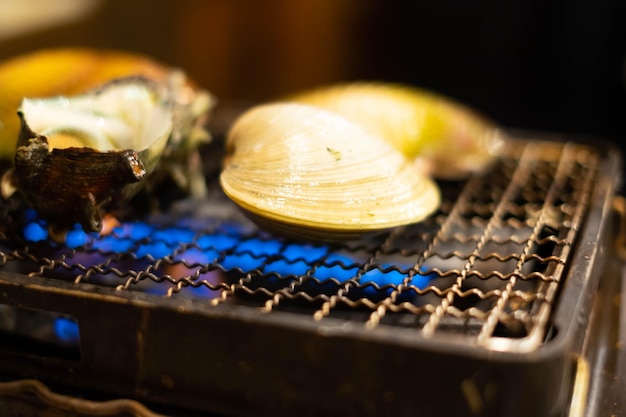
286 82 505 179
4 76 194 234
220 102 441 241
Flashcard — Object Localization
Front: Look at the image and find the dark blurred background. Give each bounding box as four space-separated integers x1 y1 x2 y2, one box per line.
1 0 625 167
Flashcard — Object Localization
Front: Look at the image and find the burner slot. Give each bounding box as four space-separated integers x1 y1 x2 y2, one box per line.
0 304 80 360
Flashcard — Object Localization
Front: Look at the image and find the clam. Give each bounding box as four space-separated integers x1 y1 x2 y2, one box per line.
220 102 441 241
1 74 213 235
286 82 505 179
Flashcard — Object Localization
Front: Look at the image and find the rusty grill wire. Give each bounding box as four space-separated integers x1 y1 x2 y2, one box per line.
0 138 599 353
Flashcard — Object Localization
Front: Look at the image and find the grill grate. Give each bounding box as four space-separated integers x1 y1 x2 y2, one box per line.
0 137 599 353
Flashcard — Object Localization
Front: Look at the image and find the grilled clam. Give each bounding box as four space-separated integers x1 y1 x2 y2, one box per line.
2 74 213 235
220 102 441 241
287 82 505 179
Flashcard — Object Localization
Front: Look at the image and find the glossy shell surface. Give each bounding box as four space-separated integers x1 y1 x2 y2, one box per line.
220 102 441 241
0 48 183 160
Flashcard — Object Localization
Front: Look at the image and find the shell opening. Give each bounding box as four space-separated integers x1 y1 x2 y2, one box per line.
19 79 174 153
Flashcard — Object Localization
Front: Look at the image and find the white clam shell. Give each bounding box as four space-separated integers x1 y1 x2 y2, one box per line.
220 102 441 241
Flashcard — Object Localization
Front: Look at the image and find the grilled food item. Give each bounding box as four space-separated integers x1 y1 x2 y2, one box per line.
220 102 441 241
286 82 505 179
0 48 205 160
0 48 215 236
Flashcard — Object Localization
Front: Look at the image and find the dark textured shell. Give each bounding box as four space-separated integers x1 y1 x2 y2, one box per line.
12 119 147 232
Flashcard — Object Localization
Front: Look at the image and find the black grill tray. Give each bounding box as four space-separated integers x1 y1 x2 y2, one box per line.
0 130 621 417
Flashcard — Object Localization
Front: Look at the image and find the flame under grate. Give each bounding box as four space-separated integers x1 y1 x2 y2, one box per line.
0 138 599 353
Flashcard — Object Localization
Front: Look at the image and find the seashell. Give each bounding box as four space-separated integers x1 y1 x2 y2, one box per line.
0 47 203 161
2 74 212 235
219 102 441 241
286 82 505 179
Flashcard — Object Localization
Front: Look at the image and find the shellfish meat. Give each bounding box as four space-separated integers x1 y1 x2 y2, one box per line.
220 102 441 241
286 82 505 179
0 47 200 161
2 74 211 235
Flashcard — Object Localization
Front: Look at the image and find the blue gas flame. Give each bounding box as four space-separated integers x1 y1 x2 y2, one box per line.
23 210 433 293
53 316 80 345
22 210 435 348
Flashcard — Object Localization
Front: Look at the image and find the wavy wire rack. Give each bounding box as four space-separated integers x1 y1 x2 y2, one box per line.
0 138 598 353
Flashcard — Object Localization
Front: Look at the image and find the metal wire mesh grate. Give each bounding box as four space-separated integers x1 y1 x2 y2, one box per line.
0 137 599 353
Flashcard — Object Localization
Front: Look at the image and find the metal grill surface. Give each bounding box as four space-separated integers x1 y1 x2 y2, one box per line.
0 138 599 354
